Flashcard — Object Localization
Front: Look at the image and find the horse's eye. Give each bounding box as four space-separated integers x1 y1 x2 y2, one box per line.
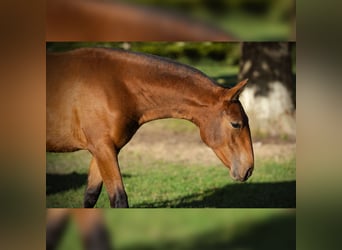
231 122 241 129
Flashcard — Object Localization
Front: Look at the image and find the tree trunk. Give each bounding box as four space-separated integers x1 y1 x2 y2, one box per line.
238 42 296 138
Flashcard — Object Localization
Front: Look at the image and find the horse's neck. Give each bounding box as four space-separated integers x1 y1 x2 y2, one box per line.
130 66 221 126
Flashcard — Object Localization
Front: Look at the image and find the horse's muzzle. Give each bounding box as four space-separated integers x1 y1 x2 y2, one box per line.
230 165 253 182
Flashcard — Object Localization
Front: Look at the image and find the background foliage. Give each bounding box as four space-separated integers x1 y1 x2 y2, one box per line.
47 42 241 65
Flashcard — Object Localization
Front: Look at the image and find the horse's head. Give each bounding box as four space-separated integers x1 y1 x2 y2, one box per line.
199 79 254 182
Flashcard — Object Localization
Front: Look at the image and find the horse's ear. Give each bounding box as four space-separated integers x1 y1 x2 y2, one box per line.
223 79 249 100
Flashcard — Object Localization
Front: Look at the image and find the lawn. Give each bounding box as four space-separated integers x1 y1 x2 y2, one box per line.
46 115 295 208
46 149 295 208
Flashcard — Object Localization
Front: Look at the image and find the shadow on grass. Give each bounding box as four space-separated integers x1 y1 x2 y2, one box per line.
134 181 295 208
46 172 133 195
120 212 295 250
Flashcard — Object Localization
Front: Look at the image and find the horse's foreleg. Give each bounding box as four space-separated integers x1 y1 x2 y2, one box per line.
46 209 70 250
92 142 128 208
84 157 103 208
73 209 112 250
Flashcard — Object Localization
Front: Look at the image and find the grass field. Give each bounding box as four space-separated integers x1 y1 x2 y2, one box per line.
56 209 295 250
46 153 295 208
47 118 295 208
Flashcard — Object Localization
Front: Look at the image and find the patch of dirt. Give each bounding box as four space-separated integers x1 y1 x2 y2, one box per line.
120 123 296 166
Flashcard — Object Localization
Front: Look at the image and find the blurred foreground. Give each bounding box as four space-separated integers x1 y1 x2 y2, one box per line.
47 209 295 250
47 0 295 41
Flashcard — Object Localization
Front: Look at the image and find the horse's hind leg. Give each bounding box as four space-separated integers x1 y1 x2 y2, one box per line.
84 157 103 208
73 209 112 250
46 209 70 250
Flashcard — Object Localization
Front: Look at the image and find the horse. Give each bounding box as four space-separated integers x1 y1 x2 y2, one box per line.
46 0 234 41
46 47 254 208
47 209 111 250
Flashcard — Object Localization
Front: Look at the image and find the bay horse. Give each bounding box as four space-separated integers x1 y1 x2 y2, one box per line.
46 48 254 208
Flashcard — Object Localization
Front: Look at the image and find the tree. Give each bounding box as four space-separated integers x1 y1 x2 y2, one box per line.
238 42 296 138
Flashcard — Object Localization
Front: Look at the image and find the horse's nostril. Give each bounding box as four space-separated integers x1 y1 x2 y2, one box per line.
243 167 253 181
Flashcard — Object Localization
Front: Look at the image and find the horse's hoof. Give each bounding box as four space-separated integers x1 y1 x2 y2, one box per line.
112 190 129 208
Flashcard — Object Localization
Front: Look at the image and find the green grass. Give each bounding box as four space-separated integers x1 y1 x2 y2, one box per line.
47 151 295 208
57 209 295 250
